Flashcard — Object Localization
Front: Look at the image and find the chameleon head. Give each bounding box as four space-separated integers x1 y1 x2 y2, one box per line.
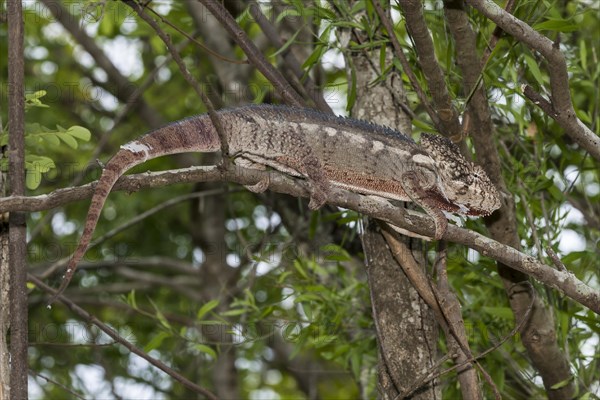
420 133 501 216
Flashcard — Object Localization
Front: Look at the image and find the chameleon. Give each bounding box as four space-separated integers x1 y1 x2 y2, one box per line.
51 104 500 300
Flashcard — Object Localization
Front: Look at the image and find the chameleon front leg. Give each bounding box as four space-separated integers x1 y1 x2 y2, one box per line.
401 170 448 240
299 154 329 210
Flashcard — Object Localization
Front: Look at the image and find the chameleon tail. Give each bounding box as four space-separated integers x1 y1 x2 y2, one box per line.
48 115 221 305
48 150 146 305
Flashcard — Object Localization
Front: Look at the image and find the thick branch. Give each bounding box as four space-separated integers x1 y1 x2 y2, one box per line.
466 0 600 161
1 165 597 311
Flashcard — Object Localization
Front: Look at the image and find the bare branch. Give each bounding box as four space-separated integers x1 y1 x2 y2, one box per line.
372 0 440 130
247 1 332 113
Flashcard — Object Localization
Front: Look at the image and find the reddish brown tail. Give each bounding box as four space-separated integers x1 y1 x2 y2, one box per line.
48 150 146 305
48 115 220 305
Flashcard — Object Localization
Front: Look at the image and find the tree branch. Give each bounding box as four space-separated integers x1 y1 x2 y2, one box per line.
1 165 597 312
396 0 461 136
196 0 306 107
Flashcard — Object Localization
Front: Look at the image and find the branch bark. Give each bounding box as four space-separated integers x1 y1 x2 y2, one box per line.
2 167 594 312
396 0 461 137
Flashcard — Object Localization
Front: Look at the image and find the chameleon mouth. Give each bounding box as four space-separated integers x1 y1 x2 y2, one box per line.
425 188 494 216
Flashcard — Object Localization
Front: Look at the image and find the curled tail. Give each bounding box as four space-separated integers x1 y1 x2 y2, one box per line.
49 115 220 305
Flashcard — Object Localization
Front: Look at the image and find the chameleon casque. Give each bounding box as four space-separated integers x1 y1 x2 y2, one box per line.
54 104 500 297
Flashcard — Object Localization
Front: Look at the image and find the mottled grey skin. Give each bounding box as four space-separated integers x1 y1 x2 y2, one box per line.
51 105 500 301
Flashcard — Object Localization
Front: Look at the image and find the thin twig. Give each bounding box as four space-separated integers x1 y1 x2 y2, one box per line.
247 1 332 113
372 0 440 131
31 370 86 400
546 247 567 272
29 274 219 400
394 0 461 136
197 0 306 107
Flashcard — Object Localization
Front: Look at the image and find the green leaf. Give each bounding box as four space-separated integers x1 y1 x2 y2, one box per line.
67 125 92 141
347 63 357 112
193 344 217 359
523 54 545 86
149 299 171 330
220 308 248 317
302 45 326 70
533 19 579 32
26 169 42 190
579 39 587 71
26 155 55 173
25 90 47 101
550 376 573 389
197 299 220 320
144 331 170 353
56 132 79 149
127 290 137 310
272 27 303 57
413 119 435 132
482 307 514 320
41 134 61 146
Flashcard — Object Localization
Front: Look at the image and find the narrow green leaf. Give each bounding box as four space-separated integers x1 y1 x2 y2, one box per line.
272 27 303 57
523 54 545 86
579 39 587 71
149 298 171 330
144 331 170 353
197 299 220 320
127 290 137 310
550 376 573 389
482 306 514 320
193 344 217 359
347 63 357 112
220 308 248 317
533 19 579 32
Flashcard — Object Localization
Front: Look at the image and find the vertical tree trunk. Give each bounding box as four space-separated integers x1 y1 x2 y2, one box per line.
7 0 28 397
349 47 439 398
0 221 9 400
